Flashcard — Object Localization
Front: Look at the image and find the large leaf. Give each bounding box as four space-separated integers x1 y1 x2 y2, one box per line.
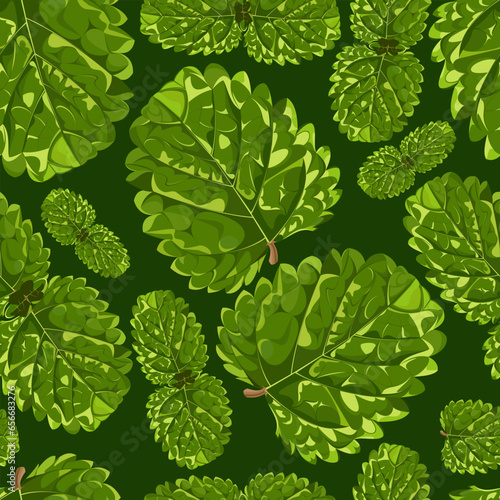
0 275 133 434
449 487 500 500
329 45 423 142
358 121 456 199
218 248 445 464
126 63 341 293
0 0 134 182
0 193 50 313
147 374 232 470
351 0 431 47
429 0 500 160
140 0 341 65
353 443 430 499
405 173 500 326
0 409 18 468
0 454 120 499
440 399 500 475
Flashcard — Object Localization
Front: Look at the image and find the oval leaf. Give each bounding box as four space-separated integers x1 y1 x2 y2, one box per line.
218 248 445 463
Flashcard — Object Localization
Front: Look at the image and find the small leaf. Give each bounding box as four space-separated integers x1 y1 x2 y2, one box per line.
147 374 232 470
484 324 500 380
441 400 500 474
354 443 430 499
0 409 18 468
449 487 500 500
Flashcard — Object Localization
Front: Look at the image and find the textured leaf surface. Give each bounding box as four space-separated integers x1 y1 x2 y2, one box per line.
147 374 232 469
140 0 341 65
358 121 456 199
450 487 500 500
351 0 431 47
131 290 207 385
430 0 500 160
484 323 500 380
0 275 132 433
441 400 500 474
353 443 430 499
218 248 445 463
0 454 120 499
0 409 18 467
126 63 340 293
0 0 134 181
405 173 500 325
41 188 96 245
329 46 423 142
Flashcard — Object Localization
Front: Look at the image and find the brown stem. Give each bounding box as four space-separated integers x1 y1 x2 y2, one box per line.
267 241 278 265
244 387 268 398
440 430 448 437
14 467 25 490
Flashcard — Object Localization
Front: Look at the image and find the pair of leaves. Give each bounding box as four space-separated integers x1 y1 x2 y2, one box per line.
405 173 500 379
140 0 341 65
0 454 120 499
131 290 232 469
0 192 132 433
429 0 500 160
0 409 18 468
0 0 134 182
41 189 130 278
126 63 340 293
358 121 456 199
329 0 431 142
218 247 445 464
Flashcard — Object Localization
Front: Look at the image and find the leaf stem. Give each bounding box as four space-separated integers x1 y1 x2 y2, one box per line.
440 430 448 437
244 387 268 398
267 241 278 265
14 467 25 490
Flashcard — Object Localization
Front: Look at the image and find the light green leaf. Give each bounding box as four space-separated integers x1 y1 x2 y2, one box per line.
0 275 133 434
0 192 50 313
75 224 130 278
131 290 208 386
441 400 500 474
218 248 445 464
405 173 500 326
0 409 18 468
0 0 134 182
450 487 500 500
147 373 232 469
0 454 120 499
358 121 456 199
126 63 340 293
41 188 96 245
145 476 242 500
351 0 431 47
329 45 423 142
353 443 430 499
429 0 500 160
140 0 341 65
484 324 500 380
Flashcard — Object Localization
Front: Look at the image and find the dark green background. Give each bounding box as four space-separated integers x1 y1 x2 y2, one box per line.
2 0 500 498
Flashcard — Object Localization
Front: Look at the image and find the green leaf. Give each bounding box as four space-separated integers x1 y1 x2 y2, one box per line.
245 473 335 499
329 45 423 142
405 173 500 326
131 290 208 386
126 63 341 293
484 324 500 380
0 275 133 434
147 373 232 469
145 476 242 500
429 0 500 160
218 248 445 463
441 400 500 475
0 193 50 312
41 188 96 245
140 0 341 65
351 0 431 47
0 0 134 182
358 121 456 199
450 487 500 500
0 454 120 499
75 224 130 278
353 443 430 499
0 409 18 468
